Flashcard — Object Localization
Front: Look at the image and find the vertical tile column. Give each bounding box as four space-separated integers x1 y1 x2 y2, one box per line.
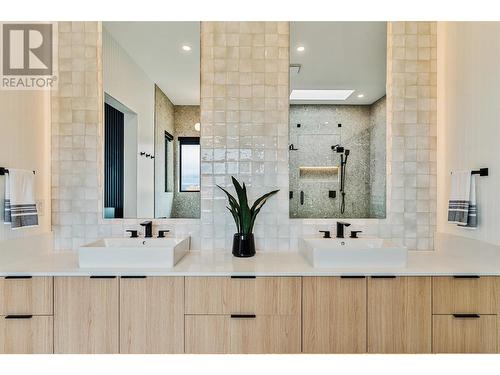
51 22 102 250
387 22 437 250
200 22 290 251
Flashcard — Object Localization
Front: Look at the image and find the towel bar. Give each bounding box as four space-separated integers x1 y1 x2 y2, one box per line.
471 168 488 176
450 168 488 177
0 167 35 175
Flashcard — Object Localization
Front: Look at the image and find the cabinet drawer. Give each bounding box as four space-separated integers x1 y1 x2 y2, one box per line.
433 314 497 353
0 315 53 354
185 277 301 315
185 315 230 354
230 314 301 354
0 276 53 315
185 314 300 354
433 276 497 314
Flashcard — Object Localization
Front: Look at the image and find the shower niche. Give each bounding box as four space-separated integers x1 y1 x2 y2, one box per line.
289 22 387 219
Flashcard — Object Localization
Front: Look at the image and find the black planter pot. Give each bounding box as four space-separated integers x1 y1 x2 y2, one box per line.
232 233 256 257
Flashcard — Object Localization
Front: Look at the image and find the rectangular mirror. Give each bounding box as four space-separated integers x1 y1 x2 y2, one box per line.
289 22 387 219
102 22 200 219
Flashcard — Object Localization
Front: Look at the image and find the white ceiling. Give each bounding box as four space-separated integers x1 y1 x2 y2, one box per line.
103 22 200 105
290 22 387 105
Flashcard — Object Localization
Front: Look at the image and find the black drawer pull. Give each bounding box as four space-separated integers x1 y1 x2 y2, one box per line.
231 314 256 319
120 276 147 279
231 276 256 279
5 315 33 319
5 276 32 279
453 314 481 319
90 276 116 279
371 275 396 279
453 275 480 279
341 275 365 279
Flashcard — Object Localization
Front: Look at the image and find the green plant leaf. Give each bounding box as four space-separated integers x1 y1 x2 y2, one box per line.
217 185 240 211
248 190 279 233
217 184 241 231
219 177 279 235
226 206 240 233
232 177 251 234
250 189 280 213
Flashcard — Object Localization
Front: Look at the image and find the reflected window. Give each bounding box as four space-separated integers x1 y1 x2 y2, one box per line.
179 137 200 192
164 131 173 192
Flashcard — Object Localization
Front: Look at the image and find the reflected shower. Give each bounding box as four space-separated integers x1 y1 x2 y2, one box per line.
332 144 350 214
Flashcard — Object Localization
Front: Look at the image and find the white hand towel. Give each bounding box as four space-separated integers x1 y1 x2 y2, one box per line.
458 174 478 229
5 169 38 229
448 170 471 226
3 173 11 224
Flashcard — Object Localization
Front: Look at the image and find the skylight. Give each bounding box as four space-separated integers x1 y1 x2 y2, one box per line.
289 89 355 101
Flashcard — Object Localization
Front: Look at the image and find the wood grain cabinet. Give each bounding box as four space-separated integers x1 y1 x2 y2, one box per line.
0 315 53 354
185 315 230 354
185 314 300 354
432 276 499 353
185 276 301 354
185 276 301 315
230 314 300 353
119 277 184 354
433 276 498 314
367 276 432 353
302 276 367 353
433 314 497 353
0 276 53 315
0 276 54 354
54 276 119 354
5 274 500 354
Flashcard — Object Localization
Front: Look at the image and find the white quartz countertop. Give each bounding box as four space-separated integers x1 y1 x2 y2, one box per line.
0 232 499 276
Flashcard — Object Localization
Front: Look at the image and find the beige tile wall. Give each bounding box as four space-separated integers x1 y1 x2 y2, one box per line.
51 22 102 250
199 22 290 250
51 21 436 251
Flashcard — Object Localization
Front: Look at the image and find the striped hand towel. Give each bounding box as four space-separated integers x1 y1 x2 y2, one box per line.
4 169 38 229
448 170 477 228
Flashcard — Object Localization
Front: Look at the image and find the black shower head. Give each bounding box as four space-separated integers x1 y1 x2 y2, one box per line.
345 149 350 156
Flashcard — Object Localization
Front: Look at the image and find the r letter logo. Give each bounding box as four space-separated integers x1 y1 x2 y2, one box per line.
3 24 53 76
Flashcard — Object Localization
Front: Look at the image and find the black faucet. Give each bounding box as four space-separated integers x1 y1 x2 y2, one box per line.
319 230 331 238
336 221 351 238
140 221 153 238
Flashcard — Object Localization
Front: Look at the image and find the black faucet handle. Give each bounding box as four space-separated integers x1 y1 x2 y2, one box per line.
319 230 331 238
126 230 138 238
158 230 170 238
350 230 363 238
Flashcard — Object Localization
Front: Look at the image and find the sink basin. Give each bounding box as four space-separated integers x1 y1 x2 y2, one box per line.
78 237 190 268
300 237 407 268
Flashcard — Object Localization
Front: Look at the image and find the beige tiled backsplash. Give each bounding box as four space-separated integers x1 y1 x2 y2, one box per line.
50 21 436 252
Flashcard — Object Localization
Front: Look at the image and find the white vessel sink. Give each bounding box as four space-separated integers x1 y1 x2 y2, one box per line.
300 237 407 268
78 237 190 268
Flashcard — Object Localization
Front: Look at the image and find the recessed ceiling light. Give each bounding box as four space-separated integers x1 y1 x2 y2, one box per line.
182 45 192 51
194 122 201 132
290 89 354 101
357 94 365 98
296 46 305 52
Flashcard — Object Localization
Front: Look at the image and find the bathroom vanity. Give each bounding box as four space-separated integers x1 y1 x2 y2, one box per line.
1 233 499 354
1 274 498 354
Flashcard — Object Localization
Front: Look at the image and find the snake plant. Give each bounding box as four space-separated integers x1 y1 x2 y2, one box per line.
217 176 279 235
